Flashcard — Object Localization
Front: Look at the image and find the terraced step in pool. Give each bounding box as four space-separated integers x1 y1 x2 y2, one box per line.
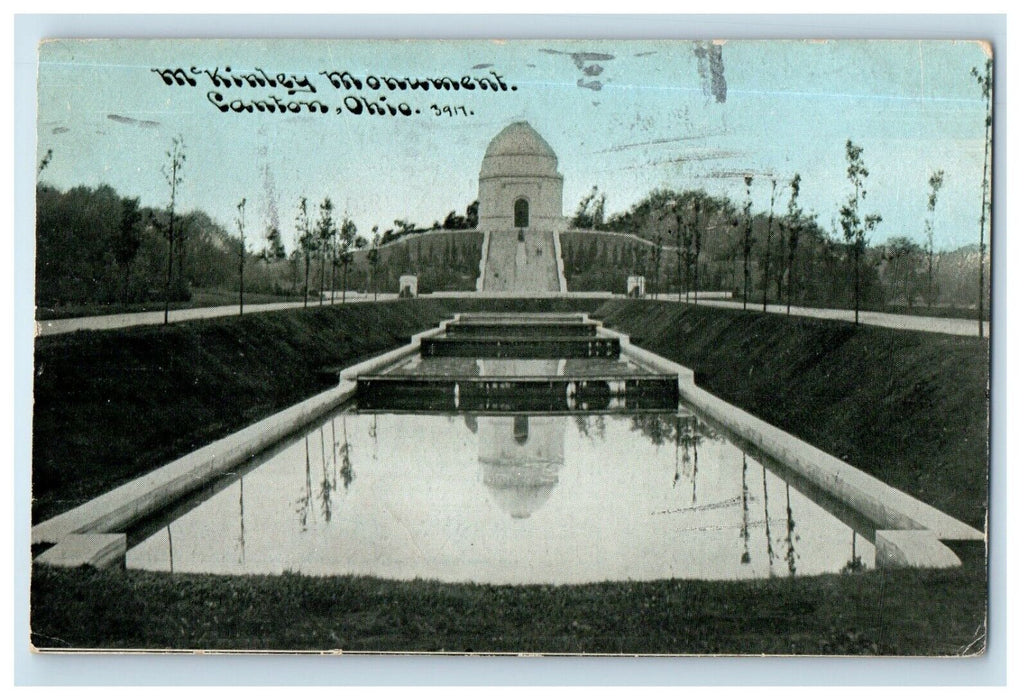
421 335 620 359
445 321 599 338
455 313 587 324
355 374 679 412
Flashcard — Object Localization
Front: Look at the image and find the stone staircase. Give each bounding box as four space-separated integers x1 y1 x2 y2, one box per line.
479 230 563 293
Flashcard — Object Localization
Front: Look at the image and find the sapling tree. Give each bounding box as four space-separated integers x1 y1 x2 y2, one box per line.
785 174 801 315
161 135 186 324
295 196 314 308
679 201 694 302
839 140 882 325
335 215 356 304
372 226 384 298
663 198 684 301
971 58 993 337
741 175 754 309
650 233 663 298
762 178 777 312
691 199 703 304
924 170 945 309
316 198 335 305
353 235 369 294
235 197 246 316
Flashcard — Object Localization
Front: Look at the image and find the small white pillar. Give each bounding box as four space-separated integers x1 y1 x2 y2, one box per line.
627 276 646 298
399 275 418 297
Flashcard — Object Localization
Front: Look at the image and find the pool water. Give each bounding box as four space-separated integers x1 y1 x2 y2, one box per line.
126 407 876 584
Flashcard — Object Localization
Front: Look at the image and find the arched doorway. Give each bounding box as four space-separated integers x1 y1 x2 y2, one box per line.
514 198 529 228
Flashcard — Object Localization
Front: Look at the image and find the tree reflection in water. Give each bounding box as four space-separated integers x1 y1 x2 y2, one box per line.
626 413 716 504
295 416 359 528
761 465 776 571
673 419 681 489
330 418 339 487
572 414 605 441
783 483 798 576
296 434 314 530
629 414 675 446
369 413 378 461
318 425 334 524
237 475 245 565
691 435 699 505
740 453 751 565
339 414 355 490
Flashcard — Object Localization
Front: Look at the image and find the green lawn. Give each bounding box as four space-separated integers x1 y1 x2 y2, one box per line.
31 550 986 654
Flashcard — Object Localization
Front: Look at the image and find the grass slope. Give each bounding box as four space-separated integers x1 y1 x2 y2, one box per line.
31 555 985 654
593 300 990 530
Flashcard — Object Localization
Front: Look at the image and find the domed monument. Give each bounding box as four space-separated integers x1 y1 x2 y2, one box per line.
476 122 569 293
477 121 566 232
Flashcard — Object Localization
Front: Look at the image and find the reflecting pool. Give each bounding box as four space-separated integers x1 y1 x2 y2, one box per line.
126 407 876 584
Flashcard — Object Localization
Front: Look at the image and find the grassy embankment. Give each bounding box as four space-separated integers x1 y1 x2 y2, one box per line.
35 288 309 321
31 297 989 654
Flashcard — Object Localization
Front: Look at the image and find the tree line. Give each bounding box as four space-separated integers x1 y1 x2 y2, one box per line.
565 133 989 325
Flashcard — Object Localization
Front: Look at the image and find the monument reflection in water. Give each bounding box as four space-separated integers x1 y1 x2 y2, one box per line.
474 359 564 521
125 403 876 584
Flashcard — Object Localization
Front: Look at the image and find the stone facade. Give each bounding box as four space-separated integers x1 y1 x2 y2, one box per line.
477 121 566 232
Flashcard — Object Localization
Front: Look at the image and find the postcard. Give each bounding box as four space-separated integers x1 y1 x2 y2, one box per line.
30 38 991 656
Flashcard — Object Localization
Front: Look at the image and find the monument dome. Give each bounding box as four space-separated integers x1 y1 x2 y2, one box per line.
477 121 566 232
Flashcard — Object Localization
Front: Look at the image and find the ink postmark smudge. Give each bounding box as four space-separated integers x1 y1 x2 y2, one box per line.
693 41 727 103
107 114 161 128
541 48 615 91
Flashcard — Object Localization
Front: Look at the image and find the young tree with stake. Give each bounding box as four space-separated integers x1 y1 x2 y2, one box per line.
316 198 335 306
762 179 778 312
924 170 945 309
785 174 802 315
971 58 992 337
691 199 703 304
295 197 314 308
367 227 381 300
161 135 186 325
337 216 356 303
741 175 754 310
839 140 882 325
236 198 246 316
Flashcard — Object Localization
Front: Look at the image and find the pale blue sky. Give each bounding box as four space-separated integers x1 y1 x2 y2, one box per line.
37 38 991 251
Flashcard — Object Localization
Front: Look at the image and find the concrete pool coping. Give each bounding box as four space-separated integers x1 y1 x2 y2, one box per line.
34 313 984 570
